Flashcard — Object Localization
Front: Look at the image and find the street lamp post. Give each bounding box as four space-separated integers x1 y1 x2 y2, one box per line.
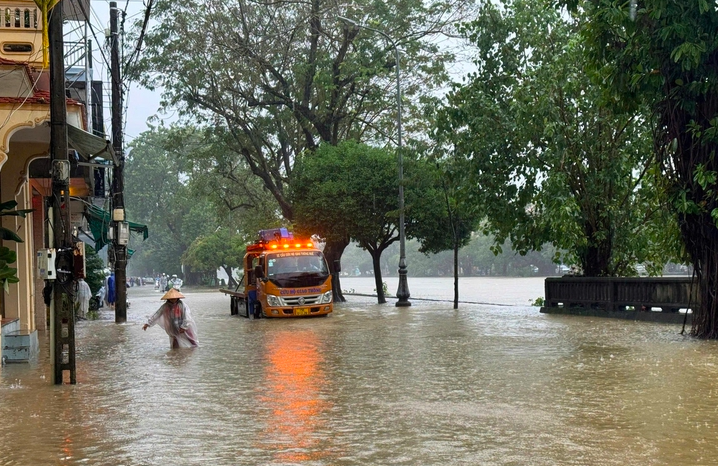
339 17 410 306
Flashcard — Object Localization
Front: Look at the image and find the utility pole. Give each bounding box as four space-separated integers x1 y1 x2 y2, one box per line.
110 1 127 323
49 0 76 384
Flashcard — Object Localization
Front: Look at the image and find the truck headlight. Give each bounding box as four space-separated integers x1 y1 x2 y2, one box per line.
266 294 283 307
320 290 333 304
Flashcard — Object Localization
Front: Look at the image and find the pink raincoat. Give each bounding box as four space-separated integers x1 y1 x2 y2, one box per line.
146 300 199 348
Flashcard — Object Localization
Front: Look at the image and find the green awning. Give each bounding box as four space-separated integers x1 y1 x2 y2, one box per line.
67 125 117 165
84 205 149 252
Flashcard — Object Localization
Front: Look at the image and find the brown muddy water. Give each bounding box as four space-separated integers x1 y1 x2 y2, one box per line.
1 277 717 465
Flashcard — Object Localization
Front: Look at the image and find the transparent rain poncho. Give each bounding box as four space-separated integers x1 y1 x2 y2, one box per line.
75 279 92 319
146 300 199 348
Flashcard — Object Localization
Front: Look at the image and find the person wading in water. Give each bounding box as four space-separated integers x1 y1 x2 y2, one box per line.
143 288 199 348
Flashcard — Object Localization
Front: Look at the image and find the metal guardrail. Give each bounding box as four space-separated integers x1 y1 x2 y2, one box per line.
540 276 698 323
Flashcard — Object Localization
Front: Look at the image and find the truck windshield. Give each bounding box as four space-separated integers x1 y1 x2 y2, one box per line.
267 251 329 276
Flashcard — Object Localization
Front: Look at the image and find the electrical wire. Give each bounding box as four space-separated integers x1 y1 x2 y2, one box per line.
0 66 45 132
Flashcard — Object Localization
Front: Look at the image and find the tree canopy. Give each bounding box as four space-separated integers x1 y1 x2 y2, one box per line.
124 127 218 276
293 141 408 303
439 0 680 277
129 0 469 220
565 0 718 337
125 126 282 280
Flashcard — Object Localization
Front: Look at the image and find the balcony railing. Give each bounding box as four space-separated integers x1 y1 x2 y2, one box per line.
0 5 39 30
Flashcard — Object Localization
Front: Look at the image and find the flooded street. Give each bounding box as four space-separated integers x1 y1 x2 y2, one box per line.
2 277 718 465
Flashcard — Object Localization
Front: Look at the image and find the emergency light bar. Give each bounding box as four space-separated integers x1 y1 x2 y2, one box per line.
268 240 314 249
248 230 315 252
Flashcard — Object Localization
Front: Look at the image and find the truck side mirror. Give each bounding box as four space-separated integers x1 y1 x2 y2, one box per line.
254 265 265 279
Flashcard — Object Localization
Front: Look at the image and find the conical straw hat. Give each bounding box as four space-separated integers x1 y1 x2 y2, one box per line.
161 288 185 300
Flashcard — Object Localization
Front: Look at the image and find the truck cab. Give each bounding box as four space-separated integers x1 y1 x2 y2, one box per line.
223 229 333 318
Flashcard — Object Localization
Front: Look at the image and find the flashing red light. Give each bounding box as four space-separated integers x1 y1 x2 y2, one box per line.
256 238 315 251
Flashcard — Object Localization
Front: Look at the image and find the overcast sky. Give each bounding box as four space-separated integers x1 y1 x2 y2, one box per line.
84 0 172 144
83 0 474 146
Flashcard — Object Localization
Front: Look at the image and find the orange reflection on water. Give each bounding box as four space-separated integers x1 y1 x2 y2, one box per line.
258 329 331 462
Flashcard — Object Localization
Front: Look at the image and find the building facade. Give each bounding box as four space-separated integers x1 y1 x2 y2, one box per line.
0 0 110 361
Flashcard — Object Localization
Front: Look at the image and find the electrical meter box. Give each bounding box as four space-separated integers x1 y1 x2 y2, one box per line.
37 248 56 280
117 222 130 245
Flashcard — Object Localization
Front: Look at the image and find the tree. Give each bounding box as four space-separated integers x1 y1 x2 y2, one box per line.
292 142 402 303
292 141 446 303
124 127 218 277
414 142 484 307
84 245 105 296
175 126 283 235
566 1 718 337
183 228 248 288
439 0 678 278
129 0 473 280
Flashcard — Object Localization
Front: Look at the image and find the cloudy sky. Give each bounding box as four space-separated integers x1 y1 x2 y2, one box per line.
82 0 171 144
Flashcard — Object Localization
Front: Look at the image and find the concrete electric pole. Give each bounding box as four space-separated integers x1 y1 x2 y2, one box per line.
49 0 76 384
110 1 127 323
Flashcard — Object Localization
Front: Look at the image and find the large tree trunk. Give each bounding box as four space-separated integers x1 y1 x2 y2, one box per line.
222 265 237 288
370 250 386 304
681 212 718 338
324 237 349 303
580 214 613 277
663 84 718 338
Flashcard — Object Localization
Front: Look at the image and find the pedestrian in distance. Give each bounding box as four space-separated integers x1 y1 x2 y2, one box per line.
143 288 199 349
74 277 92 320
106 272 116 310
95 284 106 309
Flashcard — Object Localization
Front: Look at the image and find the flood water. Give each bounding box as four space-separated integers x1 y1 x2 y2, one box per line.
2 277 718 465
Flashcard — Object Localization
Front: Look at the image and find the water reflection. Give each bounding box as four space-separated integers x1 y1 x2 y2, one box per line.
258 328 331 463
3 283 718 465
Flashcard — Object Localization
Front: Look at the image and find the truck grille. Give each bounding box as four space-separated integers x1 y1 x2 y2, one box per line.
283 294 321 306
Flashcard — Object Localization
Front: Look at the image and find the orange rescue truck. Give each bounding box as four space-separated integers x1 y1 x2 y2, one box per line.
221 228 333 318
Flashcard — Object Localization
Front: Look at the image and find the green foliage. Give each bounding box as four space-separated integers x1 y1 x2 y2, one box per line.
531 297 545 307
374 281 388 296
125 126 218 275
292 141 404 246
565 0 718 336
439 0 679 277
125 126 283 277
292 141 446 302
0 201 32 292
292 141 446 265
84 246 106 296
183 228 248 273
0 200 32 243
412 141 483 257
127 0 465 224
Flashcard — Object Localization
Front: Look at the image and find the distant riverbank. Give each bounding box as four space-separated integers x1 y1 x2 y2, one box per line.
337 275 546 307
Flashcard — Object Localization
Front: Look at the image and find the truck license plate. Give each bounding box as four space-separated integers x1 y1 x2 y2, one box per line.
295 308 310 316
